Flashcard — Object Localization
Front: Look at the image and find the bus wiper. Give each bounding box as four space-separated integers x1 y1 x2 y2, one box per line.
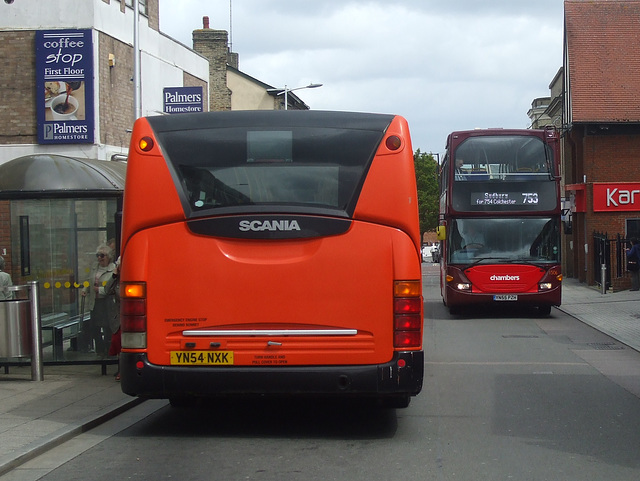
514 258 552 268
466 256 508 267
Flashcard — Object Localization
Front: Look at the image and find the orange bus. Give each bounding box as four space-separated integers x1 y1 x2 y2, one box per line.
119 110 423 407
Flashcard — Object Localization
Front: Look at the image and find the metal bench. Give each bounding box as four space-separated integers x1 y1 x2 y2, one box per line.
41 312 81 360
1 288 118 376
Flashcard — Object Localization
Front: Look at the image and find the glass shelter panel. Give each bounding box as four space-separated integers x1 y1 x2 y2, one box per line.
9 198 118 361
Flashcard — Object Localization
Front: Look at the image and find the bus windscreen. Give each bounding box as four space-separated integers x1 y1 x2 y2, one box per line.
448 217 560 265
453 135 553 180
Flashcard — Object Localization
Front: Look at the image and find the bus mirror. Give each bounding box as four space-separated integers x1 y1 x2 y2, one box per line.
436 226 446 240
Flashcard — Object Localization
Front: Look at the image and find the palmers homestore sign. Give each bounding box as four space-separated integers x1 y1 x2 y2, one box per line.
163 87 204 114
36 29 95 144
593 183 640 212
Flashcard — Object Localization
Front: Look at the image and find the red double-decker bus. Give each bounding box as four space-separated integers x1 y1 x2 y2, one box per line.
438 128 562 315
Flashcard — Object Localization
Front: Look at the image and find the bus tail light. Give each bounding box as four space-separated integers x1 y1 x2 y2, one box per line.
138 136 154 152
393 280 422 349
121 282 147 349
385 135 402 151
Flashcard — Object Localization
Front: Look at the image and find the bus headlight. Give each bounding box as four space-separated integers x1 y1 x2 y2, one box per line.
539 282 553 291
456 283 471 291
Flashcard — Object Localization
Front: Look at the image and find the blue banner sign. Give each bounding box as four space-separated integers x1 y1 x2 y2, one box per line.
163 86 204 114
36 29 94 144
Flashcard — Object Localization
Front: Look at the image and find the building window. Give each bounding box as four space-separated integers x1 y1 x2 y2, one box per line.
626 219 640 240
124 0 147 16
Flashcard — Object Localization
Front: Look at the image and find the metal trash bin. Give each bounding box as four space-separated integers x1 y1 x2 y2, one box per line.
0 298 33 358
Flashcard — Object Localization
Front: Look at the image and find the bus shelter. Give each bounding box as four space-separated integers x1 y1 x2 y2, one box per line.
0 154 126 365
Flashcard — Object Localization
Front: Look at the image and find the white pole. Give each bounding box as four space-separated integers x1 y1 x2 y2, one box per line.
284 85 288 110
133 1 141 119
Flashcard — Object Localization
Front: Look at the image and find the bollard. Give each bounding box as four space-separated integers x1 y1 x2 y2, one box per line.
601 264 607 295
29 281 44 381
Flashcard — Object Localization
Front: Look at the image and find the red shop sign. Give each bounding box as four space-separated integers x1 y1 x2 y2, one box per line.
593 183 640 212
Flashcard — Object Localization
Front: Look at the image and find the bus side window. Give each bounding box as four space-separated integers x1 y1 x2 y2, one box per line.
440 154 449 191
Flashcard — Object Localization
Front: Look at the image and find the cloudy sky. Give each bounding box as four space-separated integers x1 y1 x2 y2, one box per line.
158 0 564 155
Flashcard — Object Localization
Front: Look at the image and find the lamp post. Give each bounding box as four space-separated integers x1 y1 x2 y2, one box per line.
268 83 323 110
133 0 141 119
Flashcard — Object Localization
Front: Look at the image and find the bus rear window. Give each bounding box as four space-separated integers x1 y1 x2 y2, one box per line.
155 127 383 216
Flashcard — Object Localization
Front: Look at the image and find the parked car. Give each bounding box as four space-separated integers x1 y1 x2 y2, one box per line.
421 245 430 262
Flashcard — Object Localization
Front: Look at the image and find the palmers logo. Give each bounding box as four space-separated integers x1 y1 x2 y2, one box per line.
239 220 301 232
43 122 89 140
490 274 520 281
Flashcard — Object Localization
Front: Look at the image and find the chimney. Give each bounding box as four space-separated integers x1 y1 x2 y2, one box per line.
193 18 233 111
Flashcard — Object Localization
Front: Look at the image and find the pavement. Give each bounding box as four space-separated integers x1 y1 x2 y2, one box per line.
0 363 141 478
1 277 640 477
558 277 640 353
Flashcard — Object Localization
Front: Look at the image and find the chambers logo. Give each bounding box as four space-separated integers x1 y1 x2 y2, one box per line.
238 219 301 232
490 274 520 281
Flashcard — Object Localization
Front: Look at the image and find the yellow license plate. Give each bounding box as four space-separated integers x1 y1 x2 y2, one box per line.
170 351 234 365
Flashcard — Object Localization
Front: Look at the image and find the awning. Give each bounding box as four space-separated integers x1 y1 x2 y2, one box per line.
0 154 126 199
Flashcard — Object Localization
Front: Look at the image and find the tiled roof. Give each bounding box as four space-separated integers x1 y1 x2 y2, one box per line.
565 0 640 122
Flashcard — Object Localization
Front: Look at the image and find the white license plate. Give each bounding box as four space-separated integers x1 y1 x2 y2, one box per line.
493 294 517 301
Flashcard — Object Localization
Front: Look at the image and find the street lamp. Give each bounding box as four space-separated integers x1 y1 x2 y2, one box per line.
267 83 323 110
133 0 142 119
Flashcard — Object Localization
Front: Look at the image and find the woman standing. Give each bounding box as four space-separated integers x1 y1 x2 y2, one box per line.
82 244 116 356
627 238 640 291
105 257 121 380
0 256 13 300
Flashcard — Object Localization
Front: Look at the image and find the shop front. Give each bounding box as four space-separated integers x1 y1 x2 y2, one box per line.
565 181 640 291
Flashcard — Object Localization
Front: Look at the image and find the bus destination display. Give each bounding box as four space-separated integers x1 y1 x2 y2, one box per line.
471 191 539 206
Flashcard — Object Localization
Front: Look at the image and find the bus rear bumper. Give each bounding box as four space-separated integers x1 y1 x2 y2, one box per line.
120 351 424 400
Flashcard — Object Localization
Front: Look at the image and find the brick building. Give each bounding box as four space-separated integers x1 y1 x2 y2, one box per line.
0 0 312 165
0 0 211 164
562 0 640 289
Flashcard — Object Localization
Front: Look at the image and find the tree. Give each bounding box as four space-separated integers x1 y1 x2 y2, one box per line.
414 149 440 236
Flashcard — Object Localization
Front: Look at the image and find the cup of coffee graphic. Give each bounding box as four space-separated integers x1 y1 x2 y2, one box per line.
50 94 79 120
